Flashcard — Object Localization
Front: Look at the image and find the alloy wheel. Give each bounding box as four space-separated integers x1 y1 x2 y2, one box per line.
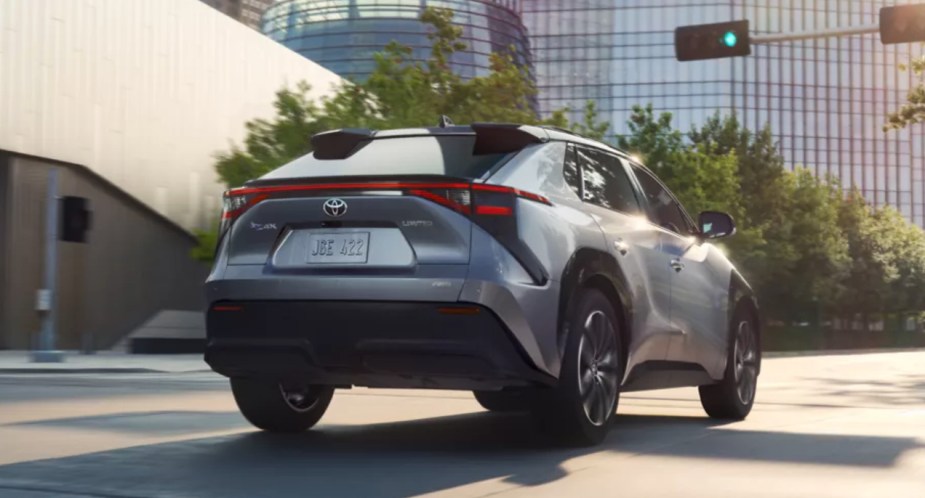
733 320 758 405
279 384 321 412
577 310 620 426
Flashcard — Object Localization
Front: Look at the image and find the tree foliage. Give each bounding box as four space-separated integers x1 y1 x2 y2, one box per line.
886 55 925 130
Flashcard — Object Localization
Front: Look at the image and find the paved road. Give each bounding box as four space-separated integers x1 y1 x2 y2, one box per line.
0 351 923 498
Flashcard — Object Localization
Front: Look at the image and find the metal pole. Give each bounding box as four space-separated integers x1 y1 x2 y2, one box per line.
32 168 64 363
751 23 880 44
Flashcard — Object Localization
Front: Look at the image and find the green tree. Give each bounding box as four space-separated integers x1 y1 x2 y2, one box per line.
886 55 925 130
689 112 787 227
570 101 611 142
214 82 330 188
774 170 850 319
615 104 685 175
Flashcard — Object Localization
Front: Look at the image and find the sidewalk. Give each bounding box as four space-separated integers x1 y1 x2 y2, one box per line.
0 351 209 374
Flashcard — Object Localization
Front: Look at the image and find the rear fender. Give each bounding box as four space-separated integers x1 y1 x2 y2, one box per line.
558 249 633 364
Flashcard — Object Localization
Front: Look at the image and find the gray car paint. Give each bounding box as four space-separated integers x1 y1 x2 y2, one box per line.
207 131 752 389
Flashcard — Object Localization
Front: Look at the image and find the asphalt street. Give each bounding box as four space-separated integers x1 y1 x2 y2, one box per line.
0 351 923 498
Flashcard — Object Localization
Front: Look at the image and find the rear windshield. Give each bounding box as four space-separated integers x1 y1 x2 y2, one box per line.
261 135 512 180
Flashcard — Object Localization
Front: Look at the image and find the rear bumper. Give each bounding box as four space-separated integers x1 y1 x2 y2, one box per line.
204 301 554 390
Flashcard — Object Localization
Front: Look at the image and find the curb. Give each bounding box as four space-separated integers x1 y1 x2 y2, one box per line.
0 368 164 374
0 368 213 375
764 347 925 358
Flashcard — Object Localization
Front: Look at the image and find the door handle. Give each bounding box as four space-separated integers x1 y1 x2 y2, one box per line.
669 258 685 272
614 239 629 256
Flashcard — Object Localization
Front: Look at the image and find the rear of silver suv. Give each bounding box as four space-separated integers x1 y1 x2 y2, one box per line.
204 123 759 445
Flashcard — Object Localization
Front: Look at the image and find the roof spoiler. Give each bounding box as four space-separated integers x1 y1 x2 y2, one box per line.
311 128 375 160
310 123 549 160
471 123 549 155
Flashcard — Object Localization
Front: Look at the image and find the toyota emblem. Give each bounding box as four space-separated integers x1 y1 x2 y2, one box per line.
323 198 348 217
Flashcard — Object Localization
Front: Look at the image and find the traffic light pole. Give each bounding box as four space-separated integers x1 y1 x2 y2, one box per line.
750 23 879 44
32 168 64 363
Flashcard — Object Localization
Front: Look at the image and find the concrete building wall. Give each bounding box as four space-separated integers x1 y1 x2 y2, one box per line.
0 0 343 233
0 0 344 348
0 157 9 346
0 153 209 350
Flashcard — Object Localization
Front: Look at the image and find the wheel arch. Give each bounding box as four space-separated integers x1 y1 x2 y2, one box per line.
558 248 634 370
729 270 761 374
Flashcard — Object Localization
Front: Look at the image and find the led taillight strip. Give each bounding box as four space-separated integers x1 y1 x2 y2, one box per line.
226 181 472 197
221 182 552 220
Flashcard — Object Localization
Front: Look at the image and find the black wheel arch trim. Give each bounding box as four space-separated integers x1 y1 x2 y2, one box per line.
728 270 761 374
558 248 634 358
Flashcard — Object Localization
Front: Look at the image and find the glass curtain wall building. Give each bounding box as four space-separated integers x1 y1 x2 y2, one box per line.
263 0 533 83
522 0 924 226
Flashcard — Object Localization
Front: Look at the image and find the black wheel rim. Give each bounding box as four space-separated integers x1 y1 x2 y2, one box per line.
279 384 320 412
577 310 620 426
734 320 758 405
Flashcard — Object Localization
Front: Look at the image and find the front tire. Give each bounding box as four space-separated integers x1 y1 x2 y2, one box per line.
231 378 334 433
533 288 624 446
699 307 760 419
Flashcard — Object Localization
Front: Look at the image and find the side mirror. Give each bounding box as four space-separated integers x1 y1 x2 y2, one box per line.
699 211 736 240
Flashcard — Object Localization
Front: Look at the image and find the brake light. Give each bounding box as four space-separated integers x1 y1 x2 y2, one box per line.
475 205 513 216
219 181 549 228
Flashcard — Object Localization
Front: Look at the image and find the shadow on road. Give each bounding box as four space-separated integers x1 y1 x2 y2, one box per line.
802 373 925 406
1 409 921 497
9 410 250 436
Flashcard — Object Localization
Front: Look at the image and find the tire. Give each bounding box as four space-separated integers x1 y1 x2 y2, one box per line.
533 288 624 446
699 306 760 420
230 378 334 433
473 389 534 412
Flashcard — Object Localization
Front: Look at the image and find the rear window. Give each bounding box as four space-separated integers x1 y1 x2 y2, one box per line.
261 135 513 181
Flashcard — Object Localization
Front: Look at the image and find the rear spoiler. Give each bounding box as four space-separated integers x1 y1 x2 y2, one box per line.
310 124 549 160
310 128 375 159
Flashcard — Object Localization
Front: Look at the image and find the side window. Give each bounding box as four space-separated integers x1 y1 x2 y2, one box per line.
632 166 696 236
563 144 582 198
576 147 641 214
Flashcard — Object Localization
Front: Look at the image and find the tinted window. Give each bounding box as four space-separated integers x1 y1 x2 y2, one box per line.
632 166 695 236
576 146 640 214
563 144 582 198
262 135 512 180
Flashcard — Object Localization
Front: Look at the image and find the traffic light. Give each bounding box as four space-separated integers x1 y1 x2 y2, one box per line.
675 20 751 61
880 4 925 45
60 196 91 243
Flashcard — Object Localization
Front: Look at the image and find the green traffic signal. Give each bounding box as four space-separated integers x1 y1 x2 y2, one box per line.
723 31 738 47
675 19 750 61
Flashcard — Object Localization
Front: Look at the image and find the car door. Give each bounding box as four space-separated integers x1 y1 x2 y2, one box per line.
567 145 673 369
630 165 728 370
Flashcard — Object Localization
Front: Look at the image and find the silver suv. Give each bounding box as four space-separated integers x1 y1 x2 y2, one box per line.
204 123 761 445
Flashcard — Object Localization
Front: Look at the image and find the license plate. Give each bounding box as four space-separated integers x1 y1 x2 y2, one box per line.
306 232 370 264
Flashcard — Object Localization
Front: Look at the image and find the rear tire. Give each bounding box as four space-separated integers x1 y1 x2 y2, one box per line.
231 378 334 433
699 307 759 420
533 288 624 446
473 389 533 412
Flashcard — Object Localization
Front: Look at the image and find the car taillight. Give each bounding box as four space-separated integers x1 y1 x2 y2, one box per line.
219 191 266 238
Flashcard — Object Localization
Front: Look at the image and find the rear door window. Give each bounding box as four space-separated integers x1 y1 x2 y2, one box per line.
575 146 641 214
262 135 513 180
